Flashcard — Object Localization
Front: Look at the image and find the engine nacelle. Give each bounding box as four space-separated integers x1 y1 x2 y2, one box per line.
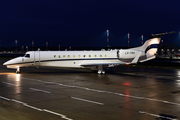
117 49 141 59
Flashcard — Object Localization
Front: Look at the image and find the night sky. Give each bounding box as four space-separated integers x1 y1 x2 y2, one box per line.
0 0 180 48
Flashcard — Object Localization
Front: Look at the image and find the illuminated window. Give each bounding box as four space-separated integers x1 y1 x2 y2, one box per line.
78 55 81 58
68 55 70 58
89 55 91 57
94 55 97 57
100 55 102 57
63 55 66 58
83 55 86 57
73 55 75 58
54 55 56 58
58 55 61 58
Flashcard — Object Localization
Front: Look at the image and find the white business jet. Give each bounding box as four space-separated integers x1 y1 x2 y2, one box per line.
3 32 174 74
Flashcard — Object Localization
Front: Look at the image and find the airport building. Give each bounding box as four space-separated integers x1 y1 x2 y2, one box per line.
157 43 179 59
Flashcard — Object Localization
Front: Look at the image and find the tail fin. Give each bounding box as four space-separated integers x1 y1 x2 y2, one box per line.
139 37 160 59
138 31 176 62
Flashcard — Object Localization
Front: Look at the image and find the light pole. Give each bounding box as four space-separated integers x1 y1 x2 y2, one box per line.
107 29 109 47
26 46 28 51
32 40 34 51
15 40 18 52
46 41 48 51
22 46 24 52
0 40 1 52
128 33 130 47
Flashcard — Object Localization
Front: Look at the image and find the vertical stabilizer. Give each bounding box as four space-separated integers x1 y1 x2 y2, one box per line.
136 31 176 62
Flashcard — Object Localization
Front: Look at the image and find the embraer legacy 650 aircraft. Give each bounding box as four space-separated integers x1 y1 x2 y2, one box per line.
3 32 175 74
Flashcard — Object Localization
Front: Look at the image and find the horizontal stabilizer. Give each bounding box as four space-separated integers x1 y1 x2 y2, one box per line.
149 31 176 39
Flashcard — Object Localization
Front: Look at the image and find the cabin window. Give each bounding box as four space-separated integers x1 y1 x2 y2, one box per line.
89 55 91 57
24 54 30 58
100 55 102 57
94 55 97 57
78 55 81 58
68 55 70 58
58 55 61 58
73 55 75 58
54 55 56 58
63 55 66 58
83 55 86 57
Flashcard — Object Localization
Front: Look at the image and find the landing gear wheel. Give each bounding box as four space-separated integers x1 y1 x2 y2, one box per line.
102 70 105 74
16 70 21 74
97 70 105 74
97 65 105 74
98 70 101 74
16 68 21 74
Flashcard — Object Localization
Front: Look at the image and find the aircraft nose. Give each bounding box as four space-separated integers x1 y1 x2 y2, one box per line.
3 61 10 65
3 57 23 66
3 58 17 66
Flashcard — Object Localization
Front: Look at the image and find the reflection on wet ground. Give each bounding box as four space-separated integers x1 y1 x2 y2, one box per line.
0 59 180 120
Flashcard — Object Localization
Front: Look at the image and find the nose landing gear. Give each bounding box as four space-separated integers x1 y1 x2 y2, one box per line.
16 67 21 74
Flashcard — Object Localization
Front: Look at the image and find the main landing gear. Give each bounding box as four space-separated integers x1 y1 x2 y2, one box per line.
97 65 105 74
97 70 105 74
16 67 21 74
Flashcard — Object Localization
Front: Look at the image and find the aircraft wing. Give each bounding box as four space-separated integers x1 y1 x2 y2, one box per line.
80 62 127 67
80 51 143 67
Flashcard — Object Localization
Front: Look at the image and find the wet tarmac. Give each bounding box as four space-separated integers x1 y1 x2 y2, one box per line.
0 58 180 120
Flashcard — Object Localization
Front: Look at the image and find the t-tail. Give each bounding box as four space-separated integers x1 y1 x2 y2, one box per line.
119 31 176 64
140 31 176 62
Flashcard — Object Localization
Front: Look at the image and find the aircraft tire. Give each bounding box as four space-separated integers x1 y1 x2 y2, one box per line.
16 70 21 74
102 71 105 74
98 70 101 74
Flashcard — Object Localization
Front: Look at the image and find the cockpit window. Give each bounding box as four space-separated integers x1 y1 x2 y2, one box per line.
24 54 30 58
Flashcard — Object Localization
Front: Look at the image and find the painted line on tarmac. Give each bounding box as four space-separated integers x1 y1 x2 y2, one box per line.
2 81 18 86
30 88 51 94
0 96 11 101
11 99 25 104
23 103 43 111
0 95 73 120
139 111 178 120
71 97 104 105
43 109 73 120
21 77 180 106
